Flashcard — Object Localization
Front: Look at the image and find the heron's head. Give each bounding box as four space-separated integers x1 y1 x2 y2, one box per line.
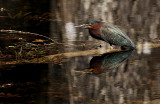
75 21 104 29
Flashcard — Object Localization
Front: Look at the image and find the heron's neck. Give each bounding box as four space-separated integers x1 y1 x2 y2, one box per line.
89 23 104 40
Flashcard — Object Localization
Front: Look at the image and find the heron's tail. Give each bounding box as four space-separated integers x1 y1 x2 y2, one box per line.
121 45 136 50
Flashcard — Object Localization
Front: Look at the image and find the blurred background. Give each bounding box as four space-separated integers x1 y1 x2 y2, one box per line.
0 0 160 104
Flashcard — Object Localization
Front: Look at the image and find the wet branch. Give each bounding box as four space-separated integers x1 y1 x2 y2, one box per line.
0 49 122 65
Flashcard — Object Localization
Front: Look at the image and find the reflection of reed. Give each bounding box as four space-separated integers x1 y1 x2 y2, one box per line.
88 50 135 73
50 0 160 103
68 48 160 104
51 0 160 46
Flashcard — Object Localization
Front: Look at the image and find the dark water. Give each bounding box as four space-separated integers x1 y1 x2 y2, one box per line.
0 0 160 104
0 48 160 104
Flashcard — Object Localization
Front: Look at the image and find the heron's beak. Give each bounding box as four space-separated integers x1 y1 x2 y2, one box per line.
75 24 92 28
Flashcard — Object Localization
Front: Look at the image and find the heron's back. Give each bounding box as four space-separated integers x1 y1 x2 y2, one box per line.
100 22 136 48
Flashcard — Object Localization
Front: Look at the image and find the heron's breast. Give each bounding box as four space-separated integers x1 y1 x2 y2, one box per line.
89 29 101 37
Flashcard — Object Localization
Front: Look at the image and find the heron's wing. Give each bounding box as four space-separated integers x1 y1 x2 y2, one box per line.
105 23 132 42
100 50 135 72
100 22 135 47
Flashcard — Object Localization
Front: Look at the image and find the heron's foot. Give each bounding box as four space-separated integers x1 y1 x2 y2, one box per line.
110 46 113 50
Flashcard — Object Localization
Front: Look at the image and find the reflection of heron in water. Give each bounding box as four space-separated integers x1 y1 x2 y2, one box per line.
88 50 135 74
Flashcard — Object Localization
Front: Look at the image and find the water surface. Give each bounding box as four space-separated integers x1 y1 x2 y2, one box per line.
0 0 160 104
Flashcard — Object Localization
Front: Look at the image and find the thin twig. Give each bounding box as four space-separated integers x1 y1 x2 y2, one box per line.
0 29 59 44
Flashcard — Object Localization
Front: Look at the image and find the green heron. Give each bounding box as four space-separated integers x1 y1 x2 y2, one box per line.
76 21 136 50
88 50 135 74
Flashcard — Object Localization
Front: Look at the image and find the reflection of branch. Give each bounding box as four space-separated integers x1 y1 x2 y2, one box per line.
7 11 31 19
0 49 122 65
